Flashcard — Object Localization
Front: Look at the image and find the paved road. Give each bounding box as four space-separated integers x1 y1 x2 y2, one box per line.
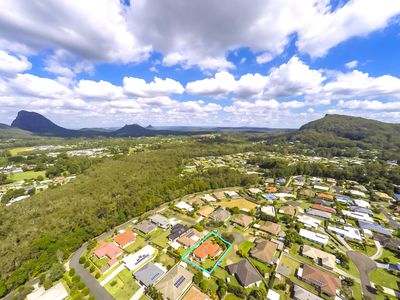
70 243 113 300
347 250 377 300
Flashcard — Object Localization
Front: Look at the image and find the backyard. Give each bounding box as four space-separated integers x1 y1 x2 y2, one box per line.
104 269 140 300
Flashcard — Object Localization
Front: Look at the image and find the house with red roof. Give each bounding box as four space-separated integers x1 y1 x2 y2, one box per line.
311 204 336 214
94 241 123 266
193 240 221 261
113 230 136 248
317 193 334 201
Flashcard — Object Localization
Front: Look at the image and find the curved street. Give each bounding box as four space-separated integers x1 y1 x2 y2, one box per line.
347 250 377 300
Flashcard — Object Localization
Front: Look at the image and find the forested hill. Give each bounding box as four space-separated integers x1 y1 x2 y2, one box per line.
0 123 33 139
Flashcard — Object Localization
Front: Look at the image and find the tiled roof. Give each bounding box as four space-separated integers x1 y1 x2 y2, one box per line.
113 230 136 247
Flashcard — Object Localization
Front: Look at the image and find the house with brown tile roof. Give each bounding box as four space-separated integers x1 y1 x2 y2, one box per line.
278 205 296 216
113 230 136 248
311 204 336 214
259 221 281 236
182 286 210 300
266 186 277 193
213 191 226 200
250 238 278 265
177 229 204 248
316 193 334 201
231 214 253 229
198 206 215 217
299 264 341 297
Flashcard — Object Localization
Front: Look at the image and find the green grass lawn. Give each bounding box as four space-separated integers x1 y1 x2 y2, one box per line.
157 253 176 269
370 268 400 290
224 294 242 300
90 255 109 269
248 257 270 275
9 170 46 181
238 241 254 256
380 248 400 264
351 282 363 300
147 228 164 239
151 229 171 249
8 147 34 156
104 269 140 300
124 236 146 253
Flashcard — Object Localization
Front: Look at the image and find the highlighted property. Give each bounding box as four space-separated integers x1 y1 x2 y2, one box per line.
182 232 233 275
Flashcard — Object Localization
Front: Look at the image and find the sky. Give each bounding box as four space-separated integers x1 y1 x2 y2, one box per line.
0 0 400 129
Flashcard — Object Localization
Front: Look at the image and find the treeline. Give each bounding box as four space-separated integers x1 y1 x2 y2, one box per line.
249 157 400 194
0 140 256 297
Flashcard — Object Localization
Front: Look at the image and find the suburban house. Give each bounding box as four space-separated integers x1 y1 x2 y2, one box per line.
278 205 296 216
306 208 332 219
293 285 323 300
358 221 392 236
182 286 210 300
212 191 225 200
203 194 217 202
197 206 215 217
316 193 334 201
224 190 240 198
134 262 166 287
349 189 367 198
168 224 190 242
113 230 136 248
250 238 278 265
349 206 373 215
26 282 68 300
248 187 262 194
260 221 282 236
149 214 171 229
353 199 370 208
298 264 341 297
301 245 335 270
231 214 253 229
342 210 374 222
193 240 221 261
177 229 204 248
123 245 156 271
313 185 329 192
297 215 321 229
310 204 336 214
155 265 193 300
261 205 276 216
135 220 157 235
298 189 315 198
226 259 263 288
327 225 363 241
209 208 231 222
266 186 277 193
299 229 329 245
94 241 123 267
175 201 194 212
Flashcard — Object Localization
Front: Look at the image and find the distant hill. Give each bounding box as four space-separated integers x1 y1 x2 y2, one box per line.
0 123 33 139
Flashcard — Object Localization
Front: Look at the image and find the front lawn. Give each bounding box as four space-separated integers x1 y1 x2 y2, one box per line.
238 241 254 256
151 229 171 249
370 268 400 290
104 269 140 300
124 235 146 253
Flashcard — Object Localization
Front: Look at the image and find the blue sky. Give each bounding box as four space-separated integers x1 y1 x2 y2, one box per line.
0 0 400 128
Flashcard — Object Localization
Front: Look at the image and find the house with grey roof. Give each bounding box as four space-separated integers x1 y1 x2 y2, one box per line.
134 262 166 287
293 285 323 300
168 224 189 241
149 214 171 229
226 259 262 288
135 220 157 234
306 208 332 219
209 208 231 222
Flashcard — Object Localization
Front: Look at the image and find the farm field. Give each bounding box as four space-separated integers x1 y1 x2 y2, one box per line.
9 170 46 181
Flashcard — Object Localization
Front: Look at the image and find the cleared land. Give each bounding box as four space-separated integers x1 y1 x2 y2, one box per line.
9 170 46 181
218 198 257 210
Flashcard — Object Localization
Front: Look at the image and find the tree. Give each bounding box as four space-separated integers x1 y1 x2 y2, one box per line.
146 285 163 300
69 268 75 276
79 257 86 264
193 271 203 285
48 263 65 282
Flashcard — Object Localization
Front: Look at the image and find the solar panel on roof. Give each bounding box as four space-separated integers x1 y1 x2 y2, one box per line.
151 273 160 281
174 276 185 288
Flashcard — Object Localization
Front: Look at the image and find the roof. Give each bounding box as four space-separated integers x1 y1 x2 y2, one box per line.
349 206 373 215
302 245 335 269
250 238 278 264
94 241 123 259
135 220 157 234
134 262 165 287
293 285 323 300
113 230 136 247
317 193 334 201
298 189 315 197
168 224 190 241
306 208 332 219
311 204 336 214
353 199 370 208
261 205 275 216
176 201 194 212
182 285 210 300
177 229 204 248
26 283 68 300
394 194 400 201
342 210 374 222
279 205 295 216
155 265 193 300
267 289 280 300
263 193 277 200
149 214 170 227
198 206 214 217
301 264 341 296
260 221 281 235
193 240 220 259
232 214 253 227
373 233 400 250
266 186 277 193
297 215 321 228
123 245 156 271
327 225 363 241
209 208 231 222
299 229 329 245
358 221 392 236
212 191 225 200
226 259 262 287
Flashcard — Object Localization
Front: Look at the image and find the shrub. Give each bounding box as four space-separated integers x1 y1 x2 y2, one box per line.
79 257 86 264
69 268 76 276
82 287 90 296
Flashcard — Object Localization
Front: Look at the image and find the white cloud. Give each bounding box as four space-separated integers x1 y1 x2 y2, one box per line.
345 60 358 69
186 71 236 97
75 80 123 100
123 77 184 97
297 0 400 57
256 52 274 64
338 99 400 111
263 56 325 98
0 50 31 75
7 74 71 98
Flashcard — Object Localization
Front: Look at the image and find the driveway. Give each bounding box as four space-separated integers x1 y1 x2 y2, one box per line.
347 250 377 300
369 241 383 260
